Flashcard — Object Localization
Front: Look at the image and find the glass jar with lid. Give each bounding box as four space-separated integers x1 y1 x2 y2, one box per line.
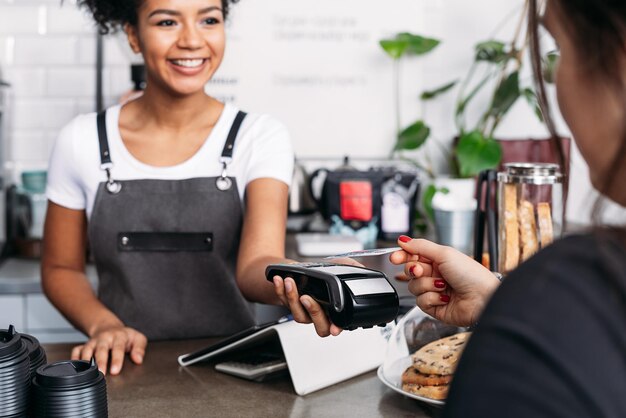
497 162 563 273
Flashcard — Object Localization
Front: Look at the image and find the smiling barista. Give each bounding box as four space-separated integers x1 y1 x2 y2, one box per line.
41 0 343 376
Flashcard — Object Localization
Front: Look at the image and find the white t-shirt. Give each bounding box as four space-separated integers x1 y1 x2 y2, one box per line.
46 103 294 219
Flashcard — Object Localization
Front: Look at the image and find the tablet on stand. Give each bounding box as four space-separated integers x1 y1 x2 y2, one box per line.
178 319 390 395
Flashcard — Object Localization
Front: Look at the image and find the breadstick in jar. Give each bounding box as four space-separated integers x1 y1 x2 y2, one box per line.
518 200 539 261
537 202 554 247
503 184 520 272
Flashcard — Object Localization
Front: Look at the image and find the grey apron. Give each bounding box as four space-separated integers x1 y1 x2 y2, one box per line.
87 110 255 340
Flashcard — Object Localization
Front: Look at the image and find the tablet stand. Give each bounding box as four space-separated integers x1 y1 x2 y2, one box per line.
179 321 390 395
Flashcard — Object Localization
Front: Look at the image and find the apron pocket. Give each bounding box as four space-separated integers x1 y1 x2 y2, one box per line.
117 232 213 252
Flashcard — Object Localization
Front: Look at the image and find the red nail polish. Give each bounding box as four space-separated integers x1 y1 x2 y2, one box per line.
440 294 450 303
399 235 412 243
409 265 416 277
434 279 446 289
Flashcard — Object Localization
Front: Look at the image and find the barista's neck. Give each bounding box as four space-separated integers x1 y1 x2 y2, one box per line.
130 88 222 132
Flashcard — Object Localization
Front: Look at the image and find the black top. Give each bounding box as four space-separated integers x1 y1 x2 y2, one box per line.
443 233 626 418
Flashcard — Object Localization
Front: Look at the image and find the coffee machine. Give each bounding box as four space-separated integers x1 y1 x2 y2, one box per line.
4 171 47 259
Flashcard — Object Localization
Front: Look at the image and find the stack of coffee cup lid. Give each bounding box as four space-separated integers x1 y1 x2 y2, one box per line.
20 332 47 380
32 358 108 418
0 325 31 417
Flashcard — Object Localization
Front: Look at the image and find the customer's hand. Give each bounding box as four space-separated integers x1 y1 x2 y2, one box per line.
390 237 500 327
272 257 363 337
71 324 147 376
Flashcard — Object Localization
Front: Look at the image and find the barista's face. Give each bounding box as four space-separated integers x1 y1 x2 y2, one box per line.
543 0 626 198
126 0 225 97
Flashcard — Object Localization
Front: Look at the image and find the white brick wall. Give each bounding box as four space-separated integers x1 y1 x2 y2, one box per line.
0 0 131 181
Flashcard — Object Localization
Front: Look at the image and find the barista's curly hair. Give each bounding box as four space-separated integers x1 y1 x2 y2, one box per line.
76 0 240 34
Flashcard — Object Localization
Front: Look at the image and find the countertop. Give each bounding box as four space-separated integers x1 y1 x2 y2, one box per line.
44 339 440 418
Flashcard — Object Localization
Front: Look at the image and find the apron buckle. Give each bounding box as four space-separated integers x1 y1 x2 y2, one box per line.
104 167 122 194
106 180 122 194
216 160 232 191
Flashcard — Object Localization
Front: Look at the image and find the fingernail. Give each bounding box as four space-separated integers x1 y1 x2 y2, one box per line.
110 365 119 374
399 235 412 243
301 298 311 309
440 294 450 303
434 279 446 289
284 280 292 292
409 265 416 277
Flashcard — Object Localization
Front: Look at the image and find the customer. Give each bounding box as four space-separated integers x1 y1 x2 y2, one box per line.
42 0 335 376
390 0 626 416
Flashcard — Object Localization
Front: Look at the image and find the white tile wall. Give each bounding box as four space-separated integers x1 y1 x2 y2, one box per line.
13 36 79 65
47 67 96 97
11 131 48 162
0 6 40 35
46 5 95 34
0 1 131 178
0 295 25 330
3 67 46 97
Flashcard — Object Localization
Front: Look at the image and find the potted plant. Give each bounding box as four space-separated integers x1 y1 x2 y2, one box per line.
379 1 557 234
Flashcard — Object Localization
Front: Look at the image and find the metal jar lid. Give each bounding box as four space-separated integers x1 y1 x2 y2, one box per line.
497 162 563 185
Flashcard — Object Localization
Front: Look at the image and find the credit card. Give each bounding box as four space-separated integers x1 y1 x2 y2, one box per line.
323 247 401 259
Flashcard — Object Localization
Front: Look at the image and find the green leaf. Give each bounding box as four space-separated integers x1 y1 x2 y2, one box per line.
542 50 559 84
380 39 408 59
422 185 449 223
455 71 494 124
522 88 544 122
455 131 503 178
475 40 508 63
380 33 440 59
421 80 458 100
489 71 521 118
396 120 431 150
396 33 440 56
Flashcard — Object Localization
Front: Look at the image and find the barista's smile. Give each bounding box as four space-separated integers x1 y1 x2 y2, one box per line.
170 58 206 68
168 58 209 76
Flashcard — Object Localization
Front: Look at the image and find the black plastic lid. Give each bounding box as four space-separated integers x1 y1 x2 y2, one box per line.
19 333 44 361
0 326 23 358
36 359 100 388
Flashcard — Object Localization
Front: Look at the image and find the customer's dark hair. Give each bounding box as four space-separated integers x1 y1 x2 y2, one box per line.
528 0 626 296
529 0 626 220
76 0 240 34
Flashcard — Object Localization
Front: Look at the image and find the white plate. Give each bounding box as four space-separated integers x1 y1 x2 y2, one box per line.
377 363 445 407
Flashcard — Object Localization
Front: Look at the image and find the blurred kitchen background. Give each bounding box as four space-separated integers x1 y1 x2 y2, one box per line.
0 0 625 341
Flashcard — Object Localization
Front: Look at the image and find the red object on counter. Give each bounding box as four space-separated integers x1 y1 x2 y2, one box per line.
339 181 373 221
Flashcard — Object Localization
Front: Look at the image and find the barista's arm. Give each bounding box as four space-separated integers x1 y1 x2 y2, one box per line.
237 178 356 337
236 178 292 304
41 202 146 375
41 202 121 335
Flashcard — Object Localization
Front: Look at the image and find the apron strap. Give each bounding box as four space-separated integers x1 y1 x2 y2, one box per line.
96 110 112 167
216 110 247 191
96 110 122 194
97 109 247 165
220 111 247 160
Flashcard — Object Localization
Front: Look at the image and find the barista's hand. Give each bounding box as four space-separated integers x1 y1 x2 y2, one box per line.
272 257 363 337
390 237 500 327
71 324 147 376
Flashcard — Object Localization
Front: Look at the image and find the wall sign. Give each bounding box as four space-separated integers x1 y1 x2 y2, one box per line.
207 0 425 158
